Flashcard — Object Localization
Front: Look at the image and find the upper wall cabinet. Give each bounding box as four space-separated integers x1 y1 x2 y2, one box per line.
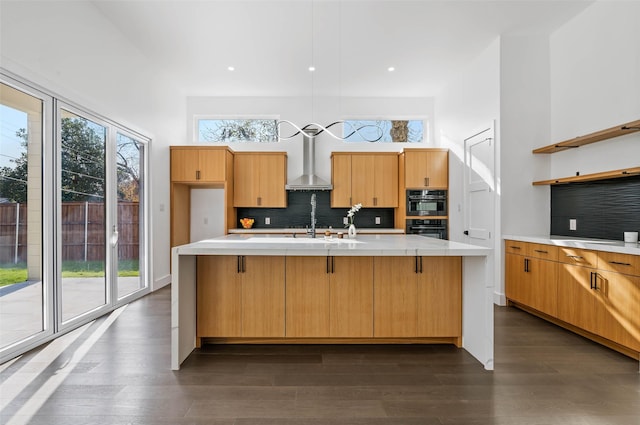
404 149 448 189
171 146 230 183
331 152 399 208
233 152 287 207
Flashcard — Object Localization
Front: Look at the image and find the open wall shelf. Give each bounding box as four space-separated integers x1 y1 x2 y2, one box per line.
532 166 640 186
532 119 640 154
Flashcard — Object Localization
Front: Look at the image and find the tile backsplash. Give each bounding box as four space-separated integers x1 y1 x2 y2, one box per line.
236 190 395 230
551 175 640 240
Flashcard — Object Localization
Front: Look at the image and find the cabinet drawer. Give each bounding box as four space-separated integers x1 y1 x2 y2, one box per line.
558 247 597 268
527 243 558 261
597 251 640 276
505 240 526 255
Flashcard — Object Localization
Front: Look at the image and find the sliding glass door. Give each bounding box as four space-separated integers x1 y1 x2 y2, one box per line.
0 80 53 354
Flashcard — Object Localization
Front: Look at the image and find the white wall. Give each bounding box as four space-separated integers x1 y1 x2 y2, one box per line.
190 189 225 242
434 38 501 301
549 1 640 179
0 1 184 290
187 95 436 185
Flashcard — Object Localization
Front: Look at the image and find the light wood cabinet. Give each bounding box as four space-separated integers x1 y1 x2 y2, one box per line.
504 241 558 317
374 256 461 339
171 147 227 182
506 239 640 357
197 255 285 338
404 149 448 189
233 152 287 207
331 153 399 208
286 256 374 338
417 257 462 337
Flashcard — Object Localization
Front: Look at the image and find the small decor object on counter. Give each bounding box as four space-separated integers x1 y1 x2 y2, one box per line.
345 203 362 239
240 218 255 229
624 231 638 243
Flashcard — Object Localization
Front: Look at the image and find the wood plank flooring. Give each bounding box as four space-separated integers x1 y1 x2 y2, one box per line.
1 286 638 424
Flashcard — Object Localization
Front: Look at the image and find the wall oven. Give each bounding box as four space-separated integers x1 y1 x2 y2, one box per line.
406 190 447 216
406 219 448 239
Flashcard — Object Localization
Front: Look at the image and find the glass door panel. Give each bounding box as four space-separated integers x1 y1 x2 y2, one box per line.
59 109 107 322
116 133 146 299
0 82 45 349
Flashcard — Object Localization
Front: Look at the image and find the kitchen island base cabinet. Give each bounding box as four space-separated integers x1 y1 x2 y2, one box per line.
286 256 374 338
374 256 462 343
197 256 285 339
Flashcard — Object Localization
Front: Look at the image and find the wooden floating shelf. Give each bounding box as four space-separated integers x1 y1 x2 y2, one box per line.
533 119 640 154
532 167 640 186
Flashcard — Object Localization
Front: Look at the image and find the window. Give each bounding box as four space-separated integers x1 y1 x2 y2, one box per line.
343 120 424 143
198 119 278 143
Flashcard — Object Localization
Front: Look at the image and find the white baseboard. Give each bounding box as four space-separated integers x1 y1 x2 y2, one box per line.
494 291 506 306
153 274 171 291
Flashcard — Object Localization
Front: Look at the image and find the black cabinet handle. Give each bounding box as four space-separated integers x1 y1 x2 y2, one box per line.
241 256 246 273
196 170 201 180
608 261 631 266
565 254 583 259
590 271 595 290
237 256 242 273
534 249 548 254
510 246 521 250
524 258 530 273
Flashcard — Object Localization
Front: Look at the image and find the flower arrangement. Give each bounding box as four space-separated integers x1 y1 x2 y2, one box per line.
345 203 362 227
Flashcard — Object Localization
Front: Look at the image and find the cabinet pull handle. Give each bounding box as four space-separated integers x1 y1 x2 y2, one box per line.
237 256 242 273
510 246 521 250
257 196 262 206
196 170 201 180
608 261 631 266
524 258 529 273
373 197 377 206
565 254 583 259
534 249 548 254
589 271 595 290
425 177 430 186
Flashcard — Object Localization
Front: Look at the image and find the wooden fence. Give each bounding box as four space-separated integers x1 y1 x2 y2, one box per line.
0 202 140 264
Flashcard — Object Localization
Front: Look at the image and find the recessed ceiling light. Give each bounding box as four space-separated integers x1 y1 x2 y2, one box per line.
227 66 235 71
387 66 395 72
308 66 316 72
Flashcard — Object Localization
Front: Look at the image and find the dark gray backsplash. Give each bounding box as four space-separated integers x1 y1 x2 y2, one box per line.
237 190 395 230
551 175 640 240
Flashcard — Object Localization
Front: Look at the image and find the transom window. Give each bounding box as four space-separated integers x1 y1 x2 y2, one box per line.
343 120 424 143
198 119 278 143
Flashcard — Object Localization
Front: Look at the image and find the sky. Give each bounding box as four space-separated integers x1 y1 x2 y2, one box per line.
0 104 27 169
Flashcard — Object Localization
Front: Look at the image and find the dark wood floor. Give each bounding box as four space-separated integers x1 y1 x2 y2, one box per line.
1 286 638 425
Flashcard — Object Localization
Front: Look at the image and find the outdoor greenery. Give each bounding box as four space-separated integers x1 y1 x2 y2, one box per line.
0 260 140 287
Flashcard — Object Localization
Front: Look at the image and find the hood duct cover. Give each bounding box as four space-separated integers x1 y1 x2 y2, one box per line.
285 129 333 191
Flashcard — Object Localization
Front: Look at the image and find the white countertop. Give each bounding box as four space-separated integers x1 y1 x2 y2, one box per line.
174 234 491 257
503 235 640 255
229 227 405 234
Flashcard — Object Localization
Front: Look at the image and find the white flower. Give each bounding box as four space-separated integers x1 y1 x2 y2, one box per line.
345 203 362 226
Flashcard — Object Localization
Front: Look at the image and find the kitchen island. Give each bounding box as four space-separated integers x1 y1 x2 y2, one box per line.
171 234 492 370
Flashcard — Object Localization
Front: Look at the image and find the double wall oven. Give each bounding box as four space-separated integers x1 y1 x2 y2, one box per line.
406 190 448 239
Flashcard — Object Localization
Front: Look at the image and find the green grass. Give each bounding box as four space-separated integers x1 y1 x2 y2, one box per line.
0 260 140 286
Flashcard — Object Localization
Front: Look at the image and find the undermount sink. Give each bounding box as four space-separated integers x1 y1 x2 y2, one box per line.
246 236 362 244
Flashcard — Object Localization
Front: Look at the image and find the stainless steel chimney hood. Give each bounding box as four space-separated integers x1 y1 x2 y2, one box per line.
285 129 333 191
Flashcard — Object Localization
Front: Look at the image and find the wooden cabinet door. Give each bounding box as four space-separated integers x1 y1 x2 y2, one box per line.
372 154 398 207
374 257 417 337
242 256 285 337
285 257 330 337
505 252 529 304
351 155 376 207
197 256 241 337
528 257 558 317
331 154 352 207
557 263 598 333
171 149 200 182
198 149 226 182
233 154 259 206
593 270 640 351
330 256 374 337
416 257 461 337
405 150 448 189
257 153 287 207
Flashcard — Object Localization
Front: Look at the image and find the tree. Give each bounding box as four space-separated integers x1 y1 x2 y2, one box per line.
0 117 141 203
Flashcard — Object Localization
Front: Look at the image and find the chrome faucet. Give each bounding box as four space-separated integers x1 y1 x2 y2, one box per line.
307 193 317 238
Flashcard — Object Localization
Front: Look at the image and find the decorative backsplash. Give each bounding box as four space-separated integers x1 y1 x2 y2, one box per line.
236 191 395 230
551 175 640 240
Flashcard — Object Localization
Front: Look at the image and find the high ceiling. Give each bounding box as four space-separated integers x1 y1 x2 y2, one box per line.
92 0 594 97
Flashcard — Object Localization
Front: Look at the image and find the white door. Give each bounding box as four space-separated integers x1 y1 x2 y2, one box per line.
464 124 495 247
